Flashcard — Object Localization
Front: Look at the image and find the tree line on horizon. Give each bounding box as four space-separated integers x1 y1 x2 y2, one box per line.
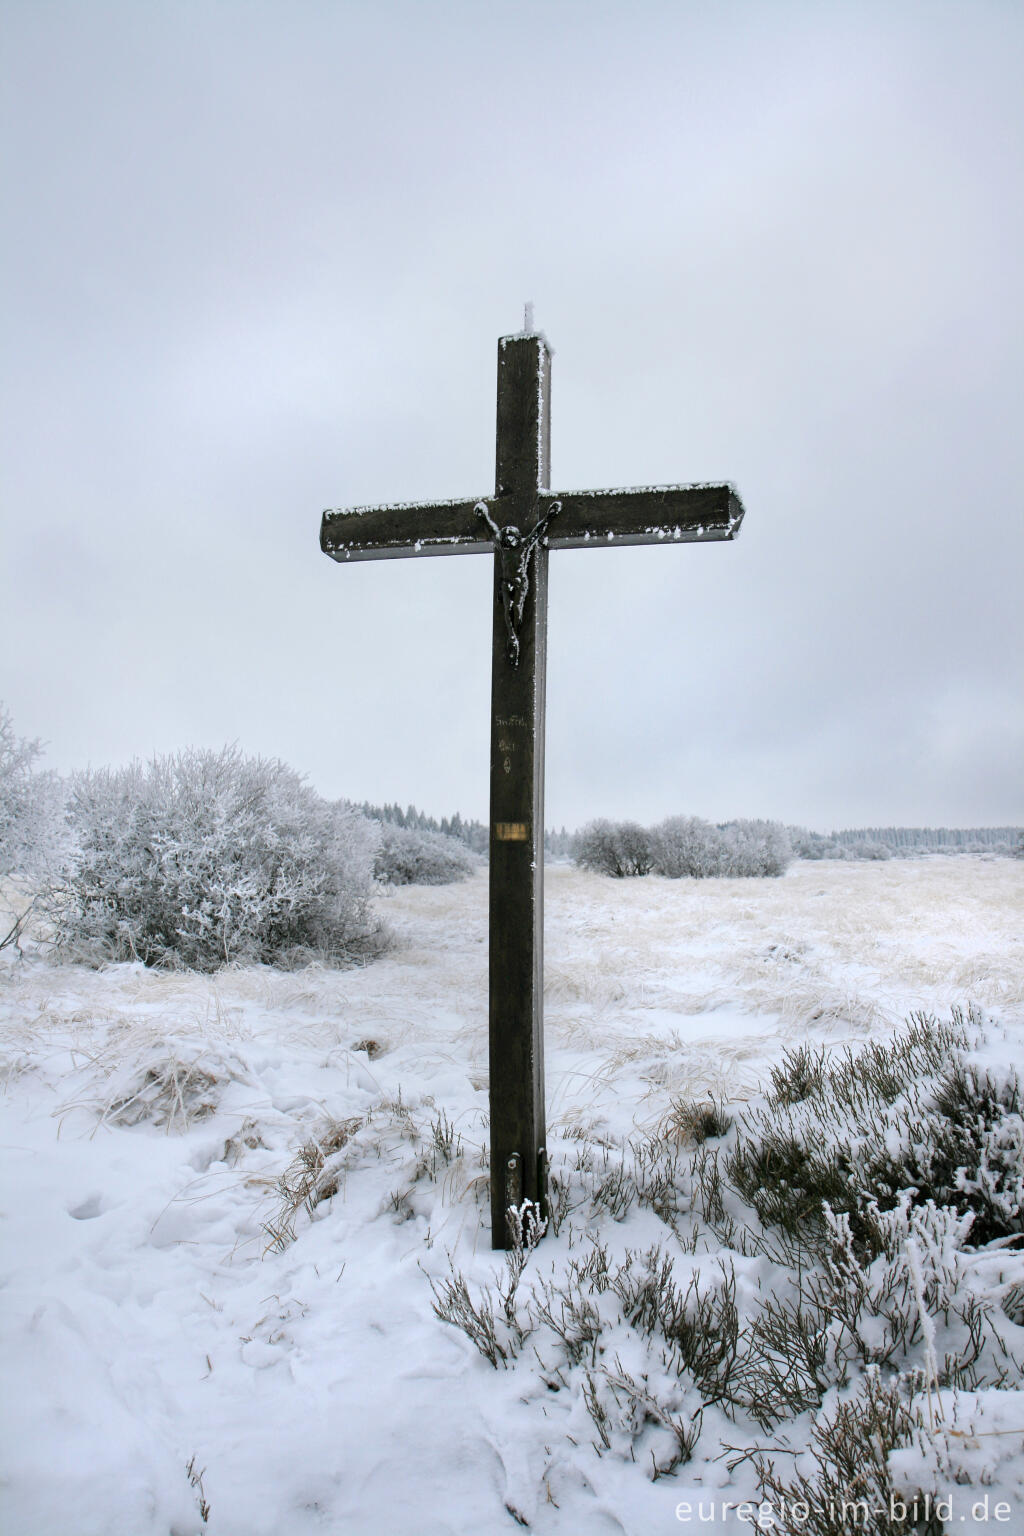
362 799 1023 870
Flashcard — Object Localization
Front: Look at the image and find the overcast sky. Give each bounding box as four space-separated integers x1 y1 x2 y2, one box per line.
2 0 1021 833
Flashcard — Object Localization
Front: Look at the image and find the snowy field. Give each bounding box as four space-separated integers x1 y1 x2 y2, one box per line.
2 857 1023 1535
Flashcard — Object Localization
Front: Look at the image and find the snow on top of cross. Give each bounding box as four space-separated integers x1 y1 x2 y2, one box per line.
321 494 490 518
497 301 553 351
557 479 740 499
499 328 553 353
322 483 738 517
323 483 741 514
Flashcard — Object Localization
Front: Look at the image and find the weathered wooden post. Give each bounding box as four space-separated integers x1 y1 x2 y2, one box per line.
486 331 551 1246
320 319 744 1246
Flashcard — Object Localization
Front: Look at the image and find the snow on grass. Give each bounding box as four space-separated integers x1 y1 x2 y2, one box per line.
1 857 1023 1533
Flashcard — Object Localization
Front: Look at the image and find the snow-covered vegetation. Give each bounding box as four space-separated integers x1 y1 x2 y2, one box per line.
573 816 792 879
2 856 1022 1533
573 815 1023 873
0 704 67 951
360 799 489 855
45 746 385 970
2 708 483 978
792 826 1023 860
572 817 655 877
373 819 482 886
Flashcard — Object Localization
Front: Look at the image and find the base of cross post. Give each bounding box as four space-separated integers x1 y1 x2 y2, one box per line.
499 1146 549 1250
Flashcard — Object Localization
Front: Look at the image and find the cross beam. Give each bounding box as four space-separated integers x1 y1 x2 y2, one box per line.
321 485 742 560
320 328 745 1247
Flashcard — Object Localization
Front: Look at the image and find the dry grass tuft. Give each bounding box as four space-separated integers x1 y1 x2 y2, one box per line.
264 1116 363 1250
105 1055 222 1129
662 1095 733 1145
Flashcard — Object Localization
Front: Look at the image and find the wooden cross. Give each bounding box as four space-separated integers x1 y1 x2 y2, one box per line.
320 322 745 1248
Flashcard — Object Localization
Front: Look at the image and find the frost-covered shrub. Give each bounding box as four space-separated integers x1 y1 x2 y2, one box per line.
865 1061 1024 1247
649 817 790 878
849 839 891 860
0 705 43 878
47 747 385 969
374 822 481 885
0 705 66 881
0 704 68 951
754 1373 941 1536
720 819 792 877
575 816 792 880
571 819 653 877
790 830 891 861
649 816 726 878
727 1008 1024 1251
789 829 834 859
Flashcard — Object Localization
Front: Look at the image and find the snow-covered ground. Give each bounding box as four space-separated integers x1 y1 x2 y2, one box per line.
1 858 1022 1534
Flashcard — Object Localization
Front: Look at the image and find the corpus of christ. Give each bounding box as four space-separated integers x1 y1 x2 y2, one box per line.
320 321 745 1248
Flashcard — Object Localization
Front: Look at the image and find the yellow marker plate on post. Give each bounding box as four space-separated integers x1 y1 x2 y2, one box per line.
495 822 529 841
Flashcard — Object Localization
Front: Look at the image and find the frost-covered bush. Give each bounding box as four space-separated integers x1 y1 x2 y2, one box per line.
648 816 791 878
649 816 728 878
0 705 66 880
573 816 791 880
720 819 792 877
419 1000 1024 1520
727 1008 1024 1250
571 819 653 877
423 1006 1024 1498
789 829 834 860
362 801 490 856
0 706 43 877
0 704 68 951
848 839 891 860
47 747 385 969
374 822 481 885
790 829 891 861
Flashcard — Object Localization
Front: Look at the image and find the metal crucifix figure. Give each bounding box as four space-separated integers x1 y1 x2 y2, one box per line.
475 498 561 665
320 320 745 1248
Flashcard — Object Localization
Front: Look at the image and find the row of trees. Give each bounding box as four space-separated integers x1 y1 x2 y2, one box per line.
571 817 793 879
791 826 1024 859
831 825 1021 855
359 801 489 855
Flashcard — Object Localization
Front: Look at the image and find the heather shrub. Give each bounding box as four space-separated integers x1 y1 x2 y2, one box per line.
726 1008 1024 1251
415 1008 1023 1496
47 746 385 969
374 822 481 885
